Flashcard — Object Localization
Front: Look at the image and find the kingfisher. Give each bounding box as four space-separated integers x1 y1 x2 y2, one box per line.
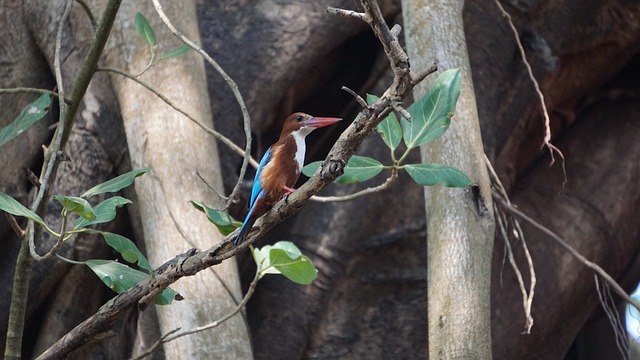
234 112 342 245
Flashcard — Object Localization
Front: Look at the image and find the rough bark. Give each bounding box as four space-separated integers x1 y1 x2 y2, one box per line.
403 0 495 358
103 1 252 358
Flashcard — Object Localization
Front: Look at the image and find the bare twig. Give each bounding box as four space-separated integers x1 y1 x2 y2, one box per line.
312 169 397 203
486 155 535 333
5 213 25 238
493 194 640 313
132 266 261 360
75 0 97 29
595 275 630 360
38 1 426 357
29 210 68 261
151 0 252 210
411 63 438 86
0 87 68 102
326 7 365 20
97 66 259 170
493 0 565 166
341 86 368 108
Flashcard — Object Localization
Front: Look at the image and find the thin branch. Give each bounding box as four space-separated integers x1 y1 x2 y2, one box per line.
493 0 564 165
97 66 258 170
5 213 25 238
150 0 252 210
312 169 397 203
326 7 365 20
492 194 640 313
132 267 261 360
38 1 426 357
486 155 535 333
5 3 123 359
595 275 630 359
4 0 76 357
29 210 68 261
341 86 368 108
75 0 97 28
0 87 69 102
411 63 438 86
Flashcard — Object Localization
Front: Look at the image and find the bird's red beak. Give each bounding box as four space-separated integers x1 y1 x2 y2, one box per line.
302 117 342 128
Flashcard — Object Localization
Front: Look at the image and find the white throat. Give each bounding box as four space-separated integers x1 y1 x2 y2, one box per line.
291 130 308 170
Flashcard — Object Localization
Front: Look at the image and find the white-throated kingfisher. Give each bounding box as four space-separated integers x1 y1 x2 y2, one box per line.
234 112 342 245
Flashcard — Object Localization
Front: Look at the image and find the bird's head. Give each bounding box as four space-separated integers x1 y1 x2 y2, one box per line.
281 112 342 138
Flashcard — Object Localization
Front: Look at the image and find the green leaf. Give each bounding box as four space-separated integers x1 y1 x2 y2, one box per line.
53 195 96 220
336 156 384 184
404 163 471 187
190 201 241 236
368 94 402 151
74 196 131 229
159 44 193 59
254 241 317 285
135 13 156 47
82 168 149 198
0 94 51 147
0 192 45 226
301 161 322 178
402 69 461 148
86 260 179 305
100 232 152 272
302 157 384 184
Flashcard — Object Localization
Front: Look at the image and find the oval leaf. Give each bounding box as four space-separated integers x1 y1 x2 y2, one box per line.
0 191 45 226
368 94 402 151
74 196 131 229
0 93 51 147
402 69 461 148
255 241 318 285
404 163 471 188
271 249 317 285
336 156 383 184
82 168 149 198
135 12 156 47
190 201 241 236
159 44 193 59
100 231 152 272
86 260 179 305
54 195 96 220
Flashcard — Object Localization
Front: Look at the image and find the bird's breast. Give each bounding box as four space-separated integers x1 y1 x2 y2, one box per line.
259 136 303 201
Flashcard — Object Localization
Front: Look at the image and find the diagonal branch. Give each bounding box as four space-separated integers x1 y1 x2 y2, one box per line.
493 193 640 312
37 1 421 358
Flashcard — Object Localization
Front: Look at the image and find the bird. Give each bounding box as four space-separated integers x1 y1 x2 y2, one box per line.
234 112 342 245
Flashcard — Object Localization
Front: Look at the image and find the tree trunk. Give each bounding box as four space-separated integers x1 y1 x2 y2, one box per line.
104 1 252 357
402 0 495 358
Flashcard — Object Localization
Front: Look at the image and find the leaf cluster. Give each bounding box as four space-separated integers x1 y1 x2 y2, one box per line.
303 69 471 188
0 168 181 305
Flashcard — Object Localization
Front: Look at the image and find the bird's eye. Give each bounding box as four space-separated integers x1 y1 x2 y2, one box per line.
295 115 303 122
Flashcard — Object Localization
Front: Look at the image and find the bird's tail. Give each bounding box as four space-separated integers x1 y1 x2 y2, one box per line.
234 215 256 245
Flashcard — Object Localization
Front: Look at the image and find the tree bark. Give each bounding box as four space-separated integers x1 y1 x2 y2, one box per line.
403 0 495 358
104 1 251 357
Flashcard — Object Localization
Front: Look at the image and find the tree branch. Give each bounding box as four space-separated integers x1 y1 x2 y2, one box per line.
151 0 252 210
492 192 640 312
37 1 422 357
4 1 123 358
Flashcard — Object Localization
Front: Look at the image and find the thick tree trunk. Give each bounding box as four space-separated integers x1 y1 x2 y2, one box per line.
104 1 251 358
403 0 495 358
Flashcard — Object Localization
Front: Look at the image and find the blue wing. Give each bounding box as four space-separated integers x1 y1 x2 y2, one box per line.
249 146 272 207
